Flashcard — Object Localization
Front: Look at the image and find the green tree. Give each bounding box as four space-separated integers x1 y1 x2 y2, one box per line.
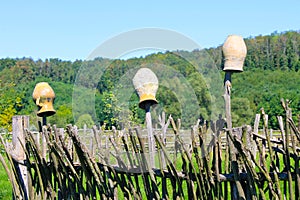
76 114 94 128
48 105 74 128
96 91 121 128
231 98 254 126
0 82 24 131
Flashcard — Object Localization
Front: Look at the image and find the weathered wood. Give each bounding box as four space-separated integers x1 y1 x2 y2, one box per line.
145 102 155 169
261 110 281 199
158 111 170 170
11 115 29 200
0 134 23 199
224 72 246 200
3 108 300 200
282 99 295 200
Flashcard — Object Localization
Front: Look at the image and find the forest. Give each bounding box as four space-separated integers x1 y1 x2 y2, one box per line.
1 30 300 131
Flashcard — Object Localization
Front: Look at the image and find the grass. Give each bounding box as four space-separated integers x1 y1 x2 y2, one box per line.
0 154 12 200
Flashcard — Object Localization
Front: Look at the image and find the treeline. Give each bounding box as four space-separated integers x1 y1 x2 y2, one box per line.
0 30 300 131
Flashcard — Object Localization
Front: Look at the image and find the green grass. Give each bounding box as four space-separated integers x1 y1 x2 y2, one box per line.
0 155 12 200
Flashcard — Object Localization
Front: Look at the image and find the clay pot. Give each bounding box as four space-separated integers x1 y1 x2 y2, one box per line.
132 68 158 109
32 82 56 117
222 35 247 72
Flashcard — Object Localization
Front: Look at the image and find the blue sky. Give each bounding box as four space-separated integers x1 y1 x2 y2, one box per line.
0 0 299 61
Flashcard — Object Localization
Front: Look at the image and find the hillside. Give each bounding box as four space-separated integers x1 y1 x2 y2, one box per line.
1 30 300 131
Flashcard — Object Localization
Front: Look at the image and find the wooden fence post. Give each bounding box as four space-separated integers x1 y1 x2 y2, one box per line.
224 72 245 200
145 103 155 169
11 115 29 200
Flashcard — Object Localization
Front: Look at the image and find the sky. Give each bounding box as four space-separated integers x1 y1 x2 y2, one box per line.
0 0 300 61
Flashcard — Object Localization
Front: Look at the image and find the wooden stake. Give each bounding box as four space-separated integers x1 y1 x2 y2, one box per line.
223 72 245 199
40 115 47 160
145 102 155 169
11 115 29 200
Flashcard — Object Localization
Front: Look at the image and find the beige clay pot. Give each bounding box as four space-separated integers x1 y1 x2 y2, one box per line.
32 82 56 117
132 68 158 109
222 35 247 72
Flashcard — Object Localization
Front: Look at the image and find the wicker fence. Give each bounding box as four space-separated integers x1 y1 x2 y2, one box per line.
0 100 300 200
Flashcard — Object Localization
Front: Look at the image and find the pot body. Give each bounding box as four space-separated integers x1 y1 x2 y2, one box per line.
222 35 247 72
32 82 56 117
133 68 158 109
